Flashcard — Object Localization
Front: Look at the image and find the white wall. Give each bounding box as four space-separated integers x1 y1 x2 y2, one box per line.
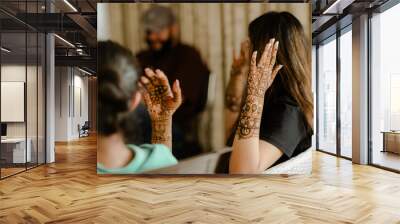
54 67 89 141
55 66 69 141
71 73 89 138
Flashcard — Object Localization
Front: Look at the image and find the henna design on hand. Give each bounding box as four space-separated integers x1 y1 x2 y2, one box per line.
150 85 168 105
140 68 182 119
140 68 182 148
237 39 283 139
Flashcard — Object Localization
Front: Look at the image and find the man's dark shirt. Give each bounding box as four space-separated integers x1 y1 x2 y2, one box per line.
136 43 210 159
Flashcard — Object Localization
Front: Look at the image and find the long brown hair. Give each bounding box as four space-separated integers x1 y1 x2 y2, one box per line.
249 11 313 129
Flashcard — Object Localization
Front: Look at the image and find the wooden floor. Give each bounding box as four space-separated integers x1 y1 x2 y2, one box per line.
1 135 400 223
1 167 26 178
1 163 45 178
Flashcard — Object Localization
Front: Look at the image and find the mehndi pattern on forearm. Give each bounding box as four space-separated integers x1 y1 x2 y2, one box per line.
141 68 182 149
237 94 264 139
236 39 282 140
148 83 173 146
151 118 172 146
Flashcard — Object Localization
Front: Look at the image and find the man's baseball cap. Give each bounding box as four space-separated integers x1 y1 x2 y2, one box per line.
142 6 176 32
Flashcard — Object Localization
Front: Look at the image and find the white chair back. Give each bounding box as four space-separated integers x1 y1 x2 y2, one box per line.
263 148 313 175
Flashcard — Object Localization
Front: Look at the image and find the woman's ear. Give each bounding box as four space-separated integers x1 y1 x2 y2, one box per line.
129 92 142 111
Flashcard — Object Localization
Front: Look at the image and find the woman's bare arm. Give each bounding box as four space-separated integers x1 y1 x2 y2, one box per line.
229 39 283 174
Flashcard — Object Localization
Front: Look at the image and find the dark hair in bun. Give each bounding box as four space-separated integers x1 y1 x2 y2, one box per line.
98 41 141 136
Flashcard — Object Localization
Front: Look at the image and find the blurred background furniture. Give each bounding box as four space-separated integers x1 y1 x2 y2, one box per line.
382 131 400 154
78 121 90 138
149 148 231 174
0 138 32 165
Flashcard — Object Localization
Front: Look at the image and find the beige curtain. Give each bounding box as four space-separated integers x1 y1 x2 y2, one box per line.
98 3 311 151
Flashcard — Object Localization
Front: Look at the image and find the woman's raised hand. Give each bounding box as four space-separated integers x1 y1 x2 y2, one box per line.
235 38 282 139
247 38 282 97
140 68 182 121
225 39 251 112
231 39 250 76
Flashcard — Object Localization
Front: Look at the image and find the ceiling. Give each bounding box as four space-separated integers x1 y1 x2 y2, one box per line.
312 0 391 44
0 0 98 73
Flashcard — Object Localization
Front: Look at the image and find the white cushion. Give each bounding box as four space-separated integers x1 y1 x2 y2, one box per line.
263 148 312 175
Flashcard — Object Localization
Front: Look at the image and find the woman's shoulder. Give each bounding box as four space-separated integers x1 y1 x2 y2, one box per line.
262 88 312 134
269 86 299 106
128 144 178 172
130 143 172 155
265 92 302 118
97 144 177 174
265 79 298 107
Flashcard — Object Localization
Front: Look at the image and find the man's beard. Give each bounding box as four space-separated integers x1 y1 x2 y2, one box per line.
146 38 174 57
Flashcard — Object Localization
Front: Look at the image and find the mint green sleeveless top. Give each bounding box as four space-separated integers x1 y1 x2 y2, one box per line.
97 144 178 174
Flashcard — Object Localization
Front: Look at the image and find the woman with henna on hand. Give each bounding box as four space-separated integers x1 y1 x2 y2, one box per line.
225 12 313 174
97 41 182 174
